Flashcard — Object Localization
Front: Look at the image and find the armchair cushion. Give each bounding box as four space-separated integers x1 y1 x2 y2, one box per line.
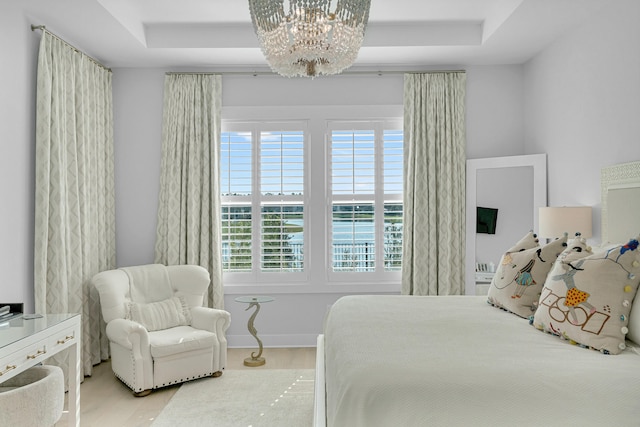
127 296 192 332
149 326 216 358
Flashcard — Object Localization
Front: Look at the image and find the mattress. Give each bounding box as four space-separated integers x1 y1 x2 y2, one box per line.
323 295 640 427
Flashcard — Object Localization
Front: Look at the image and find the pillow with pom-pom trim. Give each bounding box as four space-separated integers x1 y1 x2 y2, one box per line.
532 235 640 354
487 232 568 318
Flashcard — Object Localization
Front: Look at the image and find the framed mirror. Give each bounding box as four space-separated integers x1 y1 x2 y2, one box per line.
465 154 547 295
601 160 640 245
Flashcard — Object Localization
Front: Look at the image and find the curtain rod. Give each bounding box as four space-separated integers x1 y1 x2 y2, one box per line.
31 25 112 73
166 70 465 77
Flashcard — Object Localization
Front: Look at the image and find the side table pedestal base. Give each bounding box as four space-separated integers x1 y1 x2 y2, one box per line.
244 356 266 367
234 296 275 368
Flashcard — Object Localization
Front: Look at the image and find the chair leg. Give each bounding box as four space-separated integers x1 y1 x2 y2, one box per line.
212 371 223 378
133 389 152 397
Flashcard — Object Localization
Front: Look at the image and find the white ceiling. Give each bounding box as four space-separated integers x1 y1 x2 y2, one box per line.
22 0 608 70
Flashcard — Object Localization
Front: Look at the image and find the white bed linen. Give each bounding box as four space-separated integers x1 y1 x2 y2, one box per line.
323 295 640 427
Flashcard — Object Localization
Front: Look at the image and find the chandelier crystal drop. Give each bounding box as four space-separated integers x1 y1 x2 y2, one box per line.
248 0 371 78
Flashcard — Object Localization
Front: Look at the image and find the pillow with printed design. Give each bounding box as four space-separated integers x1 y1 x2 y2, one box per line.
487 232 568 318
506 230 541 252
532 235 640 354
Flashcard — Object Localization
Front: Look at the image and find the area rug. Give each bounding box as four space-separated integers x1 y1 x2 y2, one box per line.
151 369 315 427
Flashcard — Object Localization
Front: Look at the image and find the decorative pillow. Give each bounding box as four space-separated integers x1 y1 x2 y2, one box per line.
507 230 540 252
487 232 567 318
532 236 640 354
627 294 640 345
127 296 192 332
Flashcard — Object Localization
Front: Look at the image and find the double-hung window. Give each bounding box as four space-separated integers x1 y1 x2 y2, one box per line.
220 122 306 283
220 117 403 287
327 120 403 282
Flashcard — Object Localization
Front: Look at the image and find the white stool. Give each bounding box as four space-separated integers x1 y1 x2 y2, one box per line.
0 365 64 427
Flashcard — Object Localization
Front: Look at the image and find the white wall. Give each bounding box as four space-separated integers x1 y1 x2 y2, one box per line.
0 4 40 312
523 0 640 243
466 65 525 158
113 69 165 267
112 66 526 346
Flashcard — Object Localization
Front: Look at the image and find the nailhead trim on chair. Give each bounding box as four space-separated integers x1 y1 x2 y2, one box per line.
120 353 143 392
114 372 141 393
155 372 215 388
113 352 221 392
115 371 218 392
110 352 144 393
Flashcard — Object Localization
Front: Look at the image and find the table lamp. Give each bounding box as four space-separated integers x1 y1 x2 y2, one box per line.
538 206 592 239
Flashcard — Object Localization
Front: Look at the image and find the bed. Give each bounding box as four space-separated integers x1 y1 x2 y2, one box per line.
314 160 640 427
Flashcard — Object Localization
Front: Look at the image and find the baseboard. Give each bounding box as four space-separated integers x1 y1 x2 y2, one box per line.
227 333 318 348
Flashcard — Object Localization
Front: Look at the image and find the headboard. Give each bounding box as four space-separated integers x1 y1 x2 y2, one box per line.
602 161 640 345
601 161 640 244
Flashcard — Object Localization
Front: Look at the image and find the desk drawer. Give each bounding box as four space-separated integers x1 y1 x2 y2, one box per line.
48 325 78 353
0 340 49 381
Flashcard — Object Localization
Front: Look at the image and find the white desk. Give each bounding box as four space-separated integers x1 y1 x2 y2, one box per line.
0 314 81 427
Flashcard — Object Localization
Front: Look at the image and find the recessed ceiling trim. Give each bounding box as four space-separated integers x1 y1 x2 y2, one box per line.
97 0 147 45
145 21 483 50
481 0 524 42
50 0 609 68
145 23 258 48
364 22 483 47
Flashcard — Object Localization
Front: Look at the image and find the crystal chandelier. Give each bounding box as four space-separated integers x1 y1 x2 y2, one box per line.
248 0 371 78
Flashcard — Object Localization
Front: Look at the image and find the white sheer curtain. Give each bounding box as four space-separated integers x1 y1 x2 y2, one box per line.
154 74 224 309
402 72 466 295
34 30 115 378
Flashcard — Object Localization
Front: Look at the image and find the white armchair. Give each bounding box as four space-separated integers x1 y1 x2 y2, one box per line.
92 263 230 396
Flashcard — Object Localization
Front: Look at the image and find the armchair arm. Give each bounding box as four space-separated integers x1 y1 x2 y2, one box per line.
191 307 230 336
105 318 150 351
105 318 153 392
191 307 231 372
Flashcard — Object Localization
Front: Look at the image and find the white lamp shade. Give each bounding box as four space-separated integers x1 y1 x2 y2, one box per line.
538 206 592 239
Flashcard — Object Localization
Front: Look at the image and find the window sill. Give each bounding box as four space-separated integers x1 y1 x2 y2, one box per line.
222 282 401 295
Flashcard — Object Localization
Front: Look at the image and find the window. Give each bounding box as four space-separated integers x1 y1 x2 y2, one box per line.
221 123 306 282
221 130 252 272
221 118 403 286
328 122 403 280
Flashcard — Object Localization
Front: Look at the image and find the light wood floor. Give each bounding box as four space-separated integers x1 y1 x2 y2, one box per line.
56 347 316 427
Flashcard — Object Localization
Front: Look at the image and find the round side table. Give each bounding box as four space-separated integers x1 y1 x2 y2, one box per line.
234 296 274 367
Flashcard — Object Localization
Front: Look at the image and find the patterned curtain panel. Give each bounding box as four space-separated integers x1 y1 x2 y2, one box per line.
154 74 224 309
34 31 115 378
402 72 466 295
